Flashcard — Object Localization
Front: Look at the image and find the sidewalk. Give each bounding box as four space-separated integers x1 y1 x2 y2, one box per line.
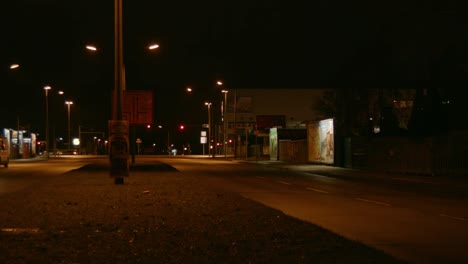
233 157 468 188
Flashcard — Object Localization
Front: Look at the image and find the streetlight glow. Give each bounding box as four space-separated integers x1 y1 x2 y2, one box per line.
10 64 20 69
86 45 97 51
217 81 223 86
149 44 160 50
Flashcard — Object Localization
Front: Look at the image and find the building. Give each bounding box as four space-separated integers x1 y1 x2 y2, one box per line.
216 88 332 159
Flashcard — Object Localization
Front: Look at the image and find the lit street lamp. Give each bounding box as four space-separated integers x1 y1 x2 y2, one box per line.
9 64 20 70
65 101 73 150
85 45 98 51
148 43 160 50
44 86 51 159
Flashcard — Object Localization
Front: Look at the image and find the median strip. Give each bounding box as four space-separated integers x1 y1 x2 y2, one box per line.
440 214 468 222
306 187 329 194
355 198 391 206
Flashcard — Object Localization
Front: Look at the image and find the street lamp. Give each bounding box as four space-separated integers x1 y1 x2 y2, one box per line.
65 101 73 150
85 45 98 51
221 89 228 157
44 86 51 159
9 64 20 70
205 102 212 157
148 43 160 50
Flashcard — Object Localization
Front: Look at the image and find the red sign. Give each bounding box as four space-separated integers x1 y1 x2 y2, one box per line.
123 90 153 125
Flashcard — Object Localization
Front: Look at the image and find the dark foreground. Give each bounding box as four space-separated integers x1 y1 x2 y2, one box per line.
0 162 404 263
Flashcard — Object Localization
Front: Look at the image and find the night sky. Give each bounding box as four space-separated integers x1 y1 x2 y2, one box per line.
1 0 467 141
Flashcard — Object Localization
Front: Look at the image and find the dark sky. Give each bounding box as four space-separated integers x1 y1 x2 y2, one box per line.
1 0 467 139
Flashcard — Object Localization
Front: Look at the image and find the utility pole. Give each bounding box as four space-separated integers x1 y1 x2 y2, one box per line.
109 0 130 184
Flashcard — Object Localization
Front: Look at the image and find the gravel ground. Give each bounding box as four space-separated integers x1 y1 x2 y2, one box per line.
0 162 405 263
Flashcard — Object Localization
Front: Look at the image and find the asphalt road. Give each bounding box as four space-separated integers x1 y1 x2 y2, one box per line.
1 155 467 263
162 156 468 264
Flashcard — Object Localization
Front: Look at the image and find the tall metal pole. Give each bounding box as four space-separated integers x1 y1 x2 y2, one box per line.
222 90 228 157
114 0 124 120
233 90 237 159
205 102 212 157
109 0 130 183
65 101 73 150
44 86 50 159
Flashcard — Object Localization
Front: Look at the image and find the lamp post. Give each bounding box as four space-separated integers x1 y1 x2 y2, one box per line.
221 89 228 157
205 102 212 157
65 101 73 150
44 86 51 159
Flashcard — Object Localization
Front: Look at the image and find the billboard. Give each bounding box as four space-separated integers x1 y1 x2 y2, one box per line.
308 118 334 164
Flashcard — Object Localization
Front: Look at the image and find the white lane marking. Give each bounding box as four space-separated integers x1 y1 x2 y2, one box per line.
355 198 391 206
276 181 291 185
306 187 329 194
440 214 468 222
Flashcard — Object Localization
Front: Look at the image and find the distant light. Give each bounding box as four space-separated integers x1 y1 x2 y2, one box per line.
149 44 160 50
10 64 20 69
44 86 51 90
221 90 228 93
65 101 73 105
216 81 223 86
86 45 97 51
186 87 192 92
72 138 80 146
58 90 64 95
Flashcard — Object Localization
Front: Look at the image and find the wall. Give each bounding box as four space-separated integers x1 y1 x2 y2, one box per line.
368 131 468 175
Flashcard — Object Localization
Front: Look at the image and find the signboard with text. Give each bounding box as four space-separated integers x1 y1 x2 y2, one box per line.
123 90 153 125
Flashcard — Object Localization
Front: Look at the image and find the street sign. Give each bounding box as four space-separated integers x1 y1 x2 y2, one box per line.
200 136 207 144
123 90 153 125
